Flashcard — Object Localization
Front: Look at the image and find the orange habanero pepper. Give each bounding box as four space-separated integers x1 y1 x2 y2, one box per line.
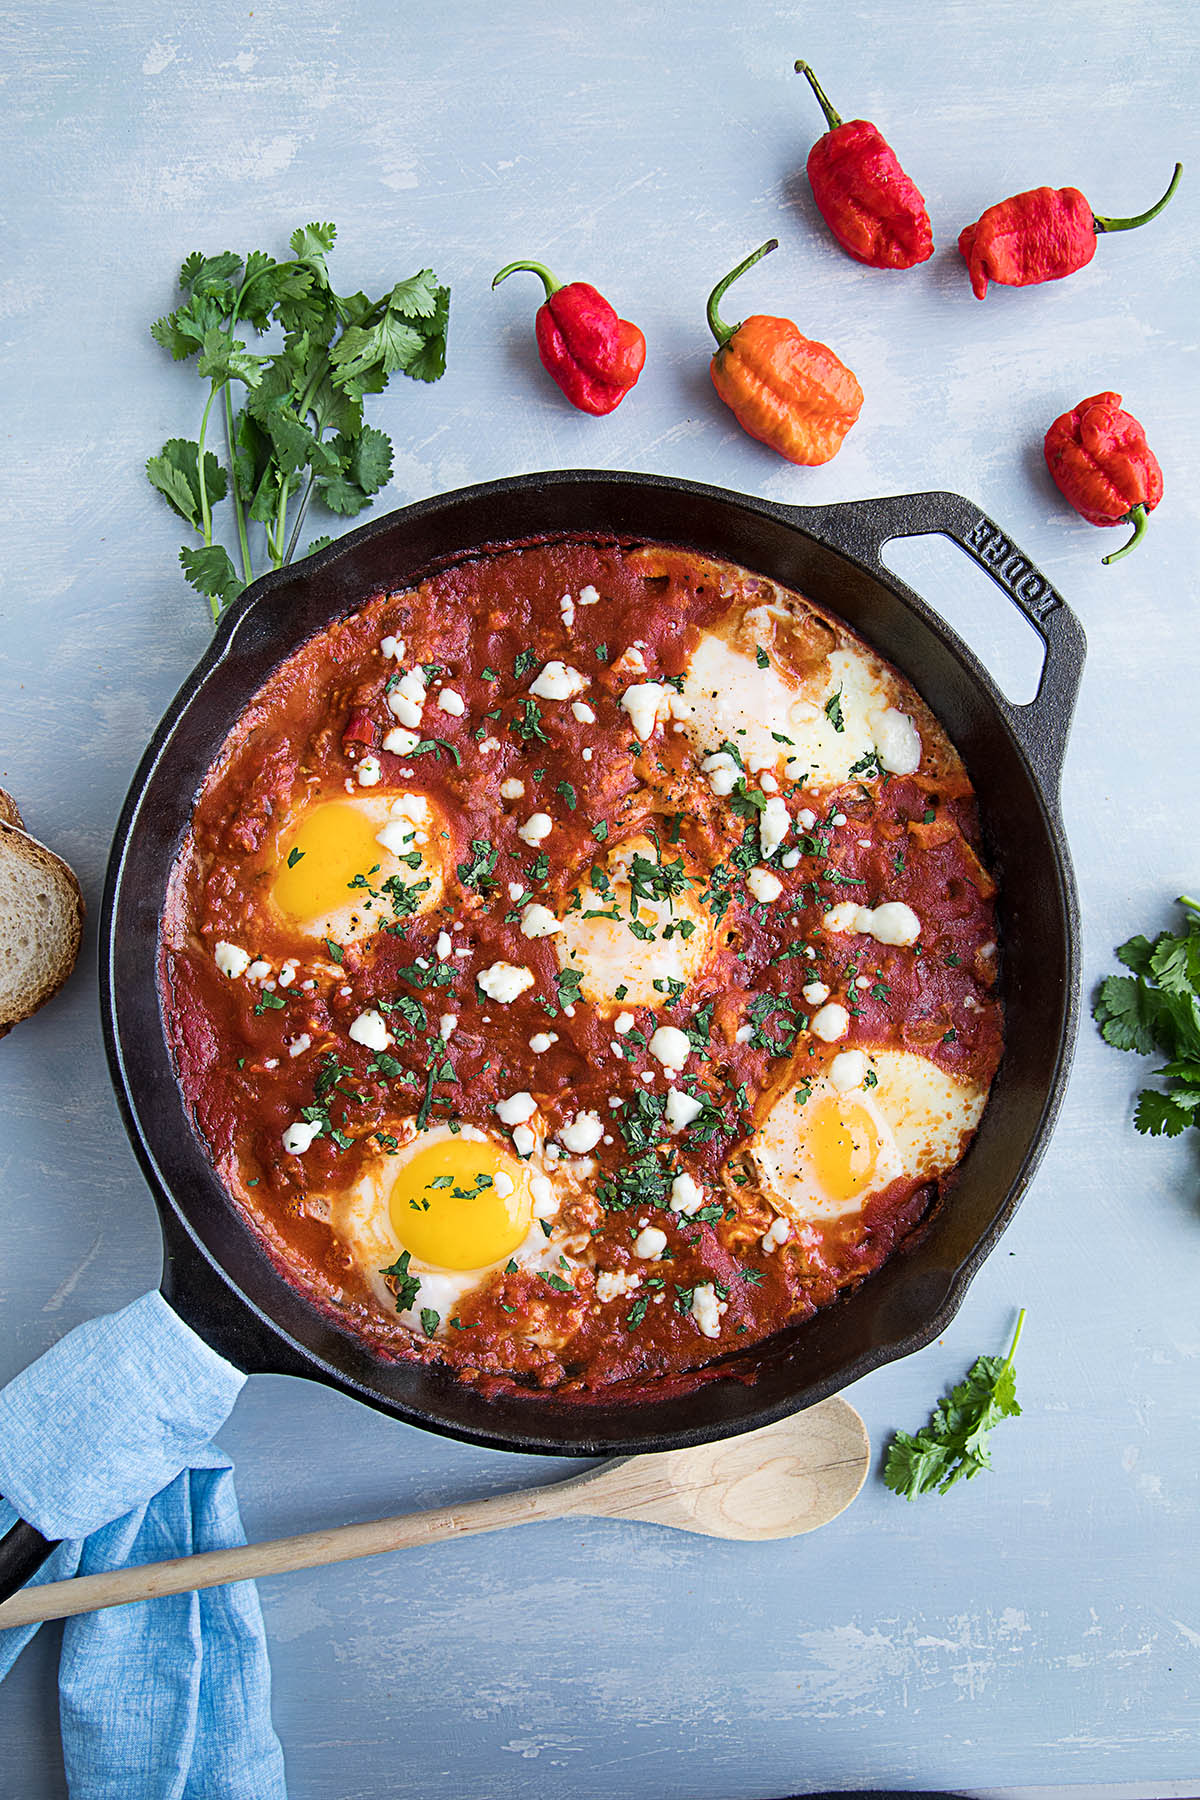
706 239 863 465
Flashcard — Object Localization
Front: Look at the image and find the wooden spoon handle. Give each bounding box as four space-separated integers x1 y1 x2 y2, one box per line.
0 1480 572 1629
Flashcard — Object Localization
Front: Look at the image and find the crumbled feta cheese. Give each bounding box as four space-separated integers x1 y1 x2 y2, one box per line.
559 1111 603 1154
287 1033 312 1059
856 974 871 989
579 584 600 606
529 1031 557 1054
747 866 783 903
439 1013 457 1040
247 960 271 982
670 1172 703 1216
478 737 501 754
761 1215 791 1253
581 746 593 761
512 1124 536 1158
633 1225 668 1260
865 901 921 946
478 961 535 1004
495 1091 537 1126
356 754 382 787
380 635 404 660
735 1024 754 1043
823 899 921 948
214 941 251 979
530 660 588 700
520 902 563 939
822 901 862 934
436 930 452 960
614 1011 636 1035
282 1120 320 1156
382 726 421 755
691 1283 724 1338
758 772 779 794
348 1009 391 1051
518 812 553 846
665 1087 703 1133
701 749 740 797
277 961 298 988
437 687 466 716
829 1049 869 1092
559 593 576 629
810 1002 850 1043
386 667 427 729
530 1175 557 1217
500 778 526 800
595 1269 640 1303
375 819 417 857
648 1025 691 1072
493 1171 515 1198
620 681 670 743
870 706 922 775
798 808 817 830
832 811 847 827
760 795 791 860
613 644 648 677
802 981 830 1005
507 881 525 901
780 848 802 869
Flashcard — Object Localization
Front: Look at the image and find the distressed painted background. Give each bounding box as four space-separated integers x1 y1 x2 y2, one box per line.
0 1 1197 1794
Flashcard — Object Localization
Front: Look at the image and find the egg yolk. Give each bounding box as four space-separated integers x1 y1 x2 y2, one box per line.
807 1096 884 1204
389 1139 535 1270
271 802 395 924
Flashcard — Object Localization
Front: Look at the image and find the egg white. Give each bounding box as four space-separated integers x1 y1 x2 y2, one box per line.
751 1048 988 1227
672 632 920 790
554 833 712 1011
268 789 444 943
327 1122 585 1336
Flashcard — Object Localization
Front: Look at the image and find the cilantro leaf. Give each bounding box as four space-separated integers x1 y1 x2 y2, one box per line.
146 439 228 528
179 544 242 610
884 1311 1024 1500
1096 897 1200 1143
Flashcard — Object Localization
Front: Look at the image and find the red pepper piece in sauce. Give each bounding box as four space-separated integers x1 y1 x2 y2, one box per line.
491 259 646 415
958 163 1182 299
794 60 933 270
1044 391 1163 564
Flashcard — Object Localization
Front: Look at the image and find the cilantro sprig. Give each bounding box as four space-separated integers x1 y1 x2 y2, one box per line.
1094 896 1200 1139
148 225 450 621
884 1310 1025 1500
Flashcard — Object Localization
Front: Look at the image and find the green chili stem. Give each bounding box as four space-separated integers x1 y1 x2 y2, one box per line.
706 239 779 348
492 259 563 300
1094 162 1182 233
794 61 843 133
1101 503 1149 564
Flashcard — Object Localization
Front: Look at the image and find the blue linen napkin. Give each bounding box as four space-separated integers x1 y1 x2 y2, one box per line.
0 1291 287 1799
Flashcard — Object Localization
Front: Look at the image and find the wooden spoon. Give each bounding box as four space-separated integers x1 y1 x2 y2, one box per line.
0 1396 868 1629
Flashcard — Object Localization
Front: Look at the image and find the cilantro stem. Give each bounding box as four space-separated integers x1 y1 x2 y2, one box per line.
283 473 316 565
223 382 253 588
1000 1307 1026 1375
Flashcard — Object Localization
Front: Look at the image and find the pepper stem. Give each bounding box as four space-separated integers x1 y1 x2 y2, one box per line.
491 259 563 298
1101 503 1149 565
706 239 779 348
794 61 843 132
1094 162 1183 233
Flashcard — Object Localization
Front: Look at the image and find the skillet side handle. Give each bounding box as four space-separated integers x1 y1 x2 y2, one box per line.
0 1513 57 1602
791 489 1087 799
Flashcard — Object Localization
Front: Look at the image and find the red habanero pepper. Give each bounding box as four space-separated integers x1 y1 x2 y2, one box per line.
1044 392 1163 565
491 259 645 415
794 60 933 270
706 239 863 465
959 163 1182 299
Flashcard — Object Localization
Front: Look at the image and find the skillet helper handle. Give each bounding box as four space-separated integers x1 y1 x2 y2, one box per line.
793 489 1086 798
0 1512 58 1602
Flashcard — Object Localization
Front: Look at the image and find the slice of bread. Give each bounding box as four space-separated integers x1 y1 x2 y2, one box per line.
0 787 25 829
0 814 85 1038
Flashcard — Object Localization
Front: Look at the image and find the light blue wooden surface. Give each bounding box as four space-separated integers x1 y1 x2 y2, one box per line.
1 2 1197 1793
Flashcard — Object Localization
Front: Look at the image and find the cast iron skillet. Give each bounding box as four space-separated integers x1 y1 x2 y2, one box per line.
0 472 1083 1591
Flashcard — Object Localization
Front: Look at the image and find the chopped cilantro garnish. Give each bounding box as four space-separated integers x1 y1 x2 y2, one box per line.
824 688 845 733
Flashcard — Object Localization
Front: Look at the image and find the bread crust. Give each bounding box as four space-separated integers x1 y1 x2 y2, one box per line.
0 817 85 1036
0 787 25 829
